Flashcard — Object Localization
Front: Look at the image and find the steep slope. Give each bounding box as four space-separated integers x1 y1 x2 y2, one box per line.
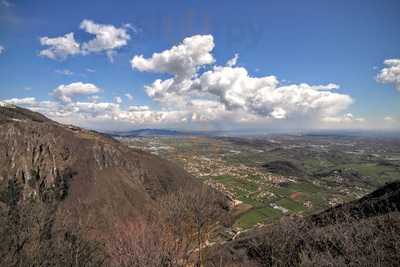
309 180 400 226
0 104 197 232
206 181 400 266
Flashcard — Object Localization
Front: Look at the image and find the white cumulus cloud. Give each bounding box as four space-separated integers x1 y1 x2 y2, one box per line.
128 105 150 111
0 45 4 55
80 19 130 62
114 96 123 104
131 34 215 79
130 34 355 125
125 93 134 101
3 97 37 106
376 59 400 91
39 33 81 60
39 20 133 61
7 34 366 131
322 113 365 123
226 53 239 67
53 82 100 103
191 66 352 119
311 83 340 90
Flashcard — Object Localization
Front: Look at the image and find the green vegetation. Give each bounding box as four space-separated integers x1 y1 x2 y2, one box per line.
335 162 400 185
235 206 282 228
120 135 400 230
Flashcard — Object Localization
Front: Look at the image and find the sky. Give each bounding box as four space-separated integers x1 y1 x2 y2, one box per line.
0 0 399 132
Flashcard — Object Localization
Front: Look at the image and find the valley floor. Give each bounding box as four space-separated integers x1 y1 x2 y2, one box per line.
119 134 400 230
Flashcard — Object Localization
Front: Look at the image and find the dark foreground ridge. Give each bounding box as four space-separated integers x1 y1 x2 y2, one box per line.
206 181 400 266
310 181 400 226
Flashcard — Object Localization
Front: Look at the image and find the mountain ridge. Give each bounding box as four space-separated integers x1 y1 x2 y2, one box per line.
0 104 199 233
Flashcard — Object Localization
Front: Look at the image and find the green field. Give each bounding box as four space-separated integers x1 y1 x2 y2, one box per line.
212 173 332 229
235 206 282 229
121 135 400 230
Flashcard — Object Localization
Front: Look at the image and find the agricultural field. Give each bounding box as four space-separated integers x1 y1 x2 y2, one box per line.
118 134 400 230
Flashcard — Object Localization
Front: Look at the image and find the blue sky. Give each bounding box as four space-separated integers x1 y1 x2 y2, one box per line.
0 0 399 131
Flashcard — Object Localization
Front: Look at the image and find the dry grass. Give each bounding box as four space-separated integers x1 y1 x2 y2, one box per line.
245 211 400 267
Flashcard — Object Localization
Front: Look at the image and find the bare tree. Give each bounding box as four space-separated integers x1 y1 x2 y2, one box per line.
107 184 229 267
0 176 107 267
160 184 229 267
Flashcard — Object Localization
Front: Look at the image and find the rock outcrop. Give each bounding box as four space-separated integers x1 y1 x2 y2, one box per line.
0 104 196 232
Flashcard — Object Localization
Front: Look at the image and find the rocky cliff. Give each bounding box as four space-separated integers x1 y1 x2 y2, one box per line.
0 103 196 232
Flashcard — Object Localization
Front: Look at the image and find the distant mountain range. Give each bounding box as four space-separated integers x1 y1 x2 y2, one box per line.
110 128 400 139
108 128 232 137
109 128 196 137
